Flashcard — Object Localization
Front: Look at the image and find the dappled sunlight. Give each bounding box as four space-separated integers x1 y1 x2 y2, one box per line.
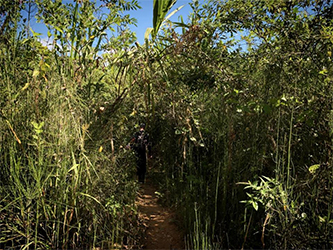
136 180 184 250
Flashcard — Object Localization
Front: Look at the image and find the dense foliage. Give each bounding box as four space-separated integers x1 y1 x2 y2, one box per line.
0 0 142 248
0 0 332 249
143 0 333 248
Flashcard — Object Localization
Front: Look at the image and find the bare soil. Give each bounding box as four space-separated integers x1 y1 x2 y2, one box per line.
136 180 185 250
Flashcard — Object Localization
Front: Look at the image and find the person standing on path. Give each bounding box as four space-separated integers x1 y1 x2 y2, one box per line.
126 123 151 183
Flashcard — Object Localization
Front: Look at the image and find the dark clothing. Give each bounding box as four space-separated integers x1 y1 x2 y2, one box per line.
131 130 151 183
136 154 146 183
132 130 150 154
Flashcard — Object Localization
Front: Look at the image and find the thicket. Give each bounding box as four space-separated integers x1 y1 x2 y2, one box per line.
0 0 332 249
143 0 333 248
0 0 143 248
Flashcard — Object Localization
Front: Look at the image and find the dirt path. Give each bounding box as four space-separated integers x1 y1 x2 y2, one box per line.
136 180 185 250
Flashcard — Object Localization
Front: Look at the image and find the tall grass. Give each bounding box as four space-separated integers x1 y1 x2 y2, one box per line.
143 2 333 247
0 20 140 250
150 69 332 248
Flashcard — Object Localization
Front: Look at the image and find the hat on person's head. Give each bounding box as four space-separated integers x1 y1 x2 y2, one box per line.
140 123 146 128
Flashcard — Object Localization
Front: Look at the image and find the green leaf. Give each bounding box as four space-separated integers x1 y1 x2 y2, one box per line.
175 129 182 135
32 69 39 78
262 104 272 114
319 68 328 75
78 192 102 206
161 4 184 29
252 201 259 211
318 216 325 223
30 28 42 37
144 27 153 41
152 0 176 38
54 26 63 34
309 164 320 174
173 21 190 29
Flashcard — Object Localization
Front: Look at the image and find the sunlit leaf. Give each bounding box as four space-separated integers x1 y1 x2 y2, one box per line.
152 0 176 38
309 164 320 174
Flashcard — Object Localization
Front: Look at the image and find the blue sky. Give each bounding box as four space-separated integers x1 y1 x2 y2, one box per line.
126 0 193 43
27 0 194 45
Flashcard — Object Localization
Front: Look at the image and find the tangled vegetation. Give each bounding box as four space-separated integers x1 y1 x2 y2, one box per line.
1 0 332 249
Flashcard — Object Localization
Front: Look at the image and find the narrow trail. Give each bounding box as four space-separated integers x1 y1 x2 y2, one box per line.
136 180 185 250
